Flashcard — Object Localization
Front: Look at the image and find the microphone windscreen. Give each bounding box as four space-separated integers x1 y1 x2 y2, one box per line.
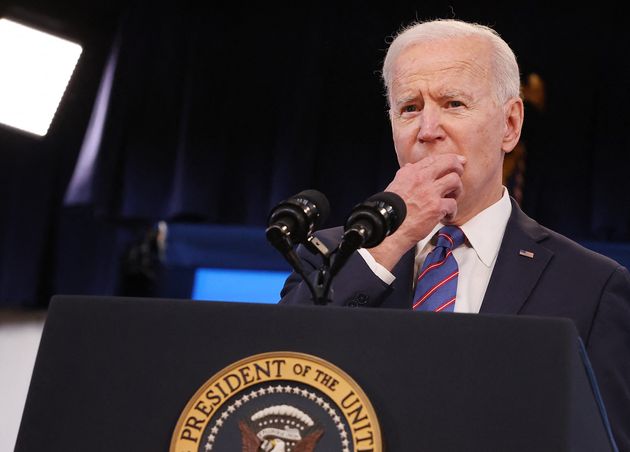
296 189 330 228
367 191 407 231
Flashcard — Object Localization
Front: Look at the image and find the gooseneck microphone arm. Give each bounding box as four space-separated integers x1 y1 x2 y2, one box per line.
265 226 319 298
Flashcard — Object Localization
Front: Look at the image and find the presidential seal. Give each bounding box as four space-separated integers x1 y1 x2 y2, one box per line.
170 351 382 452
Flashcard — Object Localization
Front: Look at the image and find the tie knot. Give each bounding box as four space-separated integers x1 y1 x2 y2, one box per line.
435 225 465 250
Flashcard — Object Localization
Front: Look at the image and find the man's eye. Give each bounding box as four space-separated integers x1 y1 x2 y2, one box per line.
402 105 417 113
447 100 465 108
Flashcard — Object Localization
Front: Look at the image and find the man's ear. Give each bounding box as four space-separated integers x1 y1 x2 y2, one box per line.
501 97 524 154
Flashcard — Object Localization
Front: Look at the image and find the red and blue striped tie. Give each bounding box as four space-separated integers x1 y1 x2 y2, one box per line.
413 225 465 312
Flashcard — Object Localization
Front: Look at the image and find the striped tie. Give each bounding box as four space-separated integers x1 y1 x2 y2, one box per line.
413 225 465 312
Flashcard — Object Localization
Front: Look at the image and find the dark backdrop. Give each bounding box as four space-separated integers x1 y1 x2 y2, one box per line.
0 0 628 307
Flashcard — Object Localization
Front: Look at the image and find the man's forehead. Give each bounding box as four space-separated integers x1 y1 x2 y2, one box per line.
391 37 492 81
394 60 483 81
390 47 492 101
391 62 486 98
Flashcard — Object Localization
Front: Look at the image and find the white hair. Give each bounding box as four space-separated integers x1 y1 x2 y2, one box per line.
382 19 521 105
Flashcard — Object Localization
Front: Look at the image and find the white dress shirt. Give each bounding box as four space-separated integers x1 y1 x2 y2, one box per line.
358 188 512 313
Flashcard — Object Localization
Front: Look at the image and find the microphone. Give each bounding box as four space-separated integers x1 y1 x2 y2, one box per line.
265 189 330 247
265 189 330 272
329 191 406 276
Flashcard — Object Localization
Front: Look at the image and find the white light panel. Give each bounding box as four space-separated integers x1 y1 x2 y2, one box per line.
0 18 82 136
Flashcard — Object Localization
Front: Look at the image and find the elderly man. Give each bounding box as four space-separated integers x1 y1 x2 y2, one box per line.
279 19 630 450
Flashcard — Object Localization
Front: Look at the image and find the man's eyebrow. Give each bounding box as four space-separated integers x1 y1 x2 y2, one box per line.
393 90 473 107
438 90 473 101
393 95 419 107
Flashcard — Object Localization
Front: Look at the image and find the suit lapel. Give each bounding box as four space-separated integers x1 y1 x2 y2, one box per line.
480 200 553 315
390 247 416 309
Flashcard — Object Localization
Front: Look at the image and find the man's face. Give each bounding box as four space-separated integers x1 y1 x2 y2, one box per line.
388 36 520 223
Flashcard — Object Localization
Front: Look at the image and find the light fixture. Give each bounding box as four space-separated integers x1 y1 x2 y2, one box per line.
0 18 82 136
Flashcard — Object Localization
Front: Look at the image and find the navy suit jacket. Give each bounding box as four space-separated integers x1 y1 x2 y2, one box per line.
280 200 630 451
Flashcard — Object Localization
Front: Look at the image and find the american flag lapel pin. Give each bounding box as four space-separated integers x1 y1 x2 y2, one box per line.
519 249 535 259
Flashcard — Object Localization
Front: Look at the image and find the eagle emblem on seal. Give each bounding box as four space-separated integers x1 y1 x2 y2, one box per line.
239 405 324 452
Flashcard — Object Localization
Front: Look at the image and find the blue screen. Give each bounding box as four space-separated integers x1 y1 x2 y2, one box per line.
192 268 291 303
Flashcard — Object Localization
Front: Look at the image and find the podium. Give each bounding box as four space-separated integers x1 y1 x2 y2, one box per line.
15 295 616 451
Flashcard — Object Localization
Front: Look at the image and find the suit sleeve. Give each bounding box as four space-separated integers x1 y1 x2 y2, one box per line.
278 241 395 307
585 266 630 452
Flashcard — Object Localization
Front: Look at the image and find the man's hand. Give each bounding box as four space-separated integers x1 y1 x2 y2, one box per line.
367 153 466 270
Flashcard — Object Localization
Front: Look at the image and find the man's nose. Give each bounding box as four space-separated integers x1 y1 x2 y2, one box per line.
416 106 445 143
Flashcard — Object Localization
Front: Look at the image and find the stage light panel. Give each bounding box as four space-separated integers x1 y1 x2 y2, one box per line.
0 18 82 136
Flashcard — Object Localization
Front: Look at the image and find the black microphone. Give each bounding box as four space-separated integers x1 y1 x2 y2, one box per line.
329 191 406 276
266 189 330 246
265 189 330 272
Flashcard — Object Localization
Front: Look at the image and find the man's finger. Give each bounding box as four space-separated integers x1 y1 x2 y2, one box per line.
435 172 464 198
411 153 466 178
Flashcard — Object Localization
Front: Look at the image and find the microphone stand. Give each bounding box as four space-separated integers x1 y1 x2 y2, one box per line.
302 230 365 305
302 235 335 305
267 191 405 305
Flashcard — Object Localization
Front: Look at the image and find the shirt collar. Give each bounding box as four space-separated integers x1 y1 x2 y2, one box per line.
417 188 512 267
460 188 512 267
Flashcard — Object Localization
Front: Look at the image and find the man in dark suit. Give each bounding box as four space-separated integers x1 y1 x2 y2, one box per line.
279 19 630 450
